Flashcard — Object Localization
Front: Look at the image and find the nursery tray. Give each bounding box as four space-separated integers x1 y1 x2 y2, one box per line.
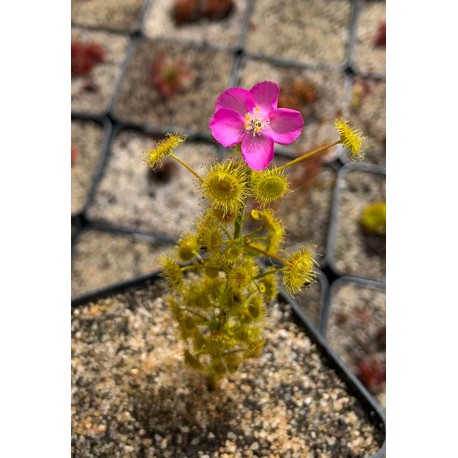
71 224 174 297
245 0 352 67
112 37 235 132
85 124 221 239
71 27 131 116
71 2 387 450
351 0 386 75
72 270 386 457
71 0 148 34
324 276 386 409
326 162 386 281
290 268 328 330
142 0 251 50
71 115 112 218
343 76 386 166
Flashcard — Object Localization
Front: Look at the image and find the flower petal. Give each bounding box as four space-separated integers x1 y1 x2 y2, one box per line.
241 134 274 171
215 87 255 116
265 108 304 144
249 81 280 114
209 108 246 147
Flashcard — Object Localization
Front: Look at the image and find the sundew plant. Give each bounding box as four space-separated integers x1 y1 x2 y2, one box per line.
145 81 365 388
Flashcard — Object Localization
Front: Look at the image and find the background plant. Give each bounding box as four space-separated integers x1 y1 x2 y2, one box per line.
150 51 196 99
71 41 105 78
360 201 386 237
170 0 235 26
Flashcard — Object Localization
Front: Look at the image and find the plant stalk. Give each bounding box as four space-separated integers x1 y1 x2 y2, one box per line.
170 153 202 181
278 141 340 171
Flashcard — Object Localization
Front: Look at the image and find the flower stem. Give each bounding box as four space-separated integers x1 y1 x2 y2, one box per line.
278 141 340 171
170 153 202 181
181 264 200 272
249 236 267 241
234 203 246 238
179 306 208 321
245 243 286 264
243 227 264 238
253 267 285 280
219 226 232 240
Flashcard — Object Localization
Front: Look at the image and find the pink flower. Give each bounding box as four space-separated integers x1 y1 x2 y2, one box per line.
209 81 304 170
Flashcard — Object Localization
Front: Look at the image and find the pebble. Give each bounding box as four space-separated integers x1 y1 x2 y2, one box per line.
250 441 259 450
118 411 131 422
346 411 358 425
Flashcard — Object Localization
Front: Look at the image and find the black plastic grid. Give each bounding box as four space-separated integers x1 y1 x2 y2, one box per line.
71 0 386 454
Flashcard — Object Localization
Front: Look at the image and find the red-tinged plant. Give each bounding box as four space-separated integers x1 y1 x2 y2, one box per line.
71 145 79 166
150 51 196 99
278 77 318 112
357 356 385 393
171 0 234 26
373 20 386 48
71 41 106 77
203 0 234 21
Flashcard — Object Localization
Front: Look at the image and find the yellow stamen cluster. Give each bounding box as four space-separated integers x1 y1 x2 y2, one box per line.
144 133 186 170
335 118 365 160
282 246 317 294
244 106 266 135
